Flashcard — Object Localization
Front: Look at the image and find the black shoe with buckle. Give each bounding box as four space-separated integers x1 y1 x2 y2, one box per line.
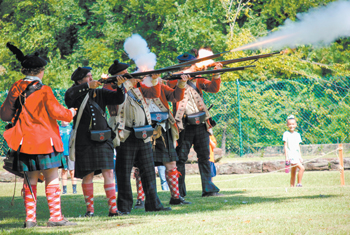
169 196 192 205
202 192 225 197
134 199 145 209
108 210 122 217
24 221 37 228
47 217 77 227
84 211 94 217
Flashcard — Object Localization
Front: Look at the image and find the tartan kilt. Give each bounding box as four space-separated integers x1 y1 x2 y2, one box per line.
74 139 114 179
13 150 66 172
153 128 178 165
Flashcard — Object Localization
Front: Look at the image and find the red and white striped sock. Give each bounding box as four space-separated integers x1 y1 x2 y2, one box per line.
166 167 181 199
104 183 117 213
82 183 94 213
24 184 37 222
134 170 145 201
46 184 63 222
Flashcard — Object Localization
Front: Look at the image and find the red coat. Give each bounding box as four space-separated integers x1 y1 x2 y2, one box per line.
168 77 221 116
1 79 73 154
143 83 185 109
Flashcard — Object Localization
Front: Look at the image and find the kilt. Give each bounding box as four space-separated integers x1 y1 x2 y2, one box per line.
13 150 66 172
153 127 178 165
74 140 114 179
116 131 163 213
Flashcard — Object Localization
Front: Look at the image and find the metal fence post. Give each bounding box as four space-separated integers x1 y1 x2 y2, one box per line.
237 79 243 157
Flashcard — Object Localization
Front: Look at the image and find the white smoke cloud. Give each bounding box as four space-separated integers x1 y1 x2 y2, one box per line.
235 0 350 51
123 34 157 71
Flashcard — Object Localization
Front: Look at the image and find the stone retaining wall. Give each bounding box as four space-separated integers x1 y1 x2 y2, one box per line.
1 157 349 182
184 158 350 175
187 143 349 161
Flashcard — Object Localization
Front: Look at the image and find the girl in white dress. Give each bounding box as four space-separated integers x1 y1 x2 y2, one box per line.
283 115 305 187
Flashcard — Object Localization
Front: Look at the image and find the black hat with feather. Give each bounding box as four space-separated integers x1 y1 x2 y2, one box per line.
6 42 47 69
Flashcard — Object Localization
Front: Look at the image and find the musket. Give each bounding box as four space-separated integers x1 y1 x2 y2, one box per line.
163 51 282 71
98 66 185 84
99 49 237 84
210 51 280 67
162 65 256 80
99 51 278 84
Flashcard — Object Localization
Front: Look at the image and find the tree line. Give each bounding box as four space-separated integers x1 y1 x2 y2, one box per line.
0 0 349 91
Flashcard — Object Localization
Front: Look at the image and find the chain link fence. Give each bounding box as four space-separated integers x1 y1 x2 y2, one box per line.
1 77 349 157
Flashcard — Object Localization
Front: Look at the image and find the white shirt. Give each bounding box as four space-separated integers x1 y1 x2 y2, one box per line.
283 131 302 163
185 82 200 115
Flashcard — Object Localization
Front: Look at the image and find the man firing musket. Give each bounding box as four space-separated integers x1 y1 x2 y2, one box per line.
167 51 224 199
98 48 284 84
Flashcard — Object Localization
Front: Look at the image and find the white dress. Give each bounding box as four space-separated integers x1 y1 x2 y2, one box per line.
283 131 302 164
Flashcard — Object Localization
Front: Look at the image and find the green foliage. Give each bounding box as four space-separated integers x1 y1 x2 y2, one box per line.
0 0 349 89
204 77 350 154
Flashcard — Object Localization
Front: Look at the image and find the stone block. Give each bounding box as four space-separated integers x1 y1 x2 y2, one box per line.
304 159 330 171
262 161 284 172
187 147 223 163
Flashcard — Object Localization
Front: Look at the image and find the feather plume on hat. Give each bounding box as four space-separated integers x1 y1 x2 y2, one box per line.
6 42 47 68
6 42 25 62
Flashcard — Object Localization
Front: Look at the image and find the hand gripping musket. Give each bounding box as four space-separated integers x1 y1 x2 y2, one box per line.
162 65 256 80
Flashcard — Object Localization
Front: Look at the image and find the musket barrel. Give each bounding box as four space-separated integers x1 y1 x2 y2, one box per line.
99 50 278 84
217 52 280 66
160 51 281 70
163 65 256 80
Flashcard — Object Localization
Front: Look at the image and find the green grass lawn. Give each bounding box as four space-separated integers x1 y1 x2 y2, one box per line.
0 171 349 234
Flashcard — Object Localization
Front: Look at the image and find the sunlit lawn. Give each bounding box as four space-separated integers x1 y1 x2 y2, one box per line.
0 170 349 235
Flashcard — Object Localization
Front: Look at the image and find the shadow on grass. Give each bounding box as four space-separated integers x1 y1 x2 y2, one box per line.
0 190 340 233
153 189 340 215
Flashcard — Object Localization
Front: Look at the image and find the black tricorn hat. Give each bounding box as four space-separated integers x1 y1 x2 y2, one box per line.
177 53 196 63
6 42 47 68
71 67 92 82
108 60 129 75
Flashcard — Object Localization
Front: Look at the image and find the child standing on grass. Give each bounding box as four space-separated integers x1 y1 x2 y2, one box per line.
283 115 305 187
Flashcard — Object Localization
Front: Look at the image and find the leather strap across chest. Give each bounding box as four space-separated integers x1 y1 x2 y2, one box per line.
118 87 152 130
174 85 211 129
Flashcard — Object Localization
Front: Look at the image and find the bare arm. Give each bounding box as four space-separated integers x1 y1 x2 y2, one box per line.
284 141 288 161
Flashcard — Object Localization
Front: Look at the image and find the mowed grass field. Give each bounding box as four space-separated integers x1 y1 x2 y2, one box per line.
0 170 349 235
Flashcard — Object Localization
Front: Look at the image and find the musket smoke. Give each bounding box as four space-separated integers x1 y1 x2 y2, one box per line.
234 0 350 51
123 34 157 71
